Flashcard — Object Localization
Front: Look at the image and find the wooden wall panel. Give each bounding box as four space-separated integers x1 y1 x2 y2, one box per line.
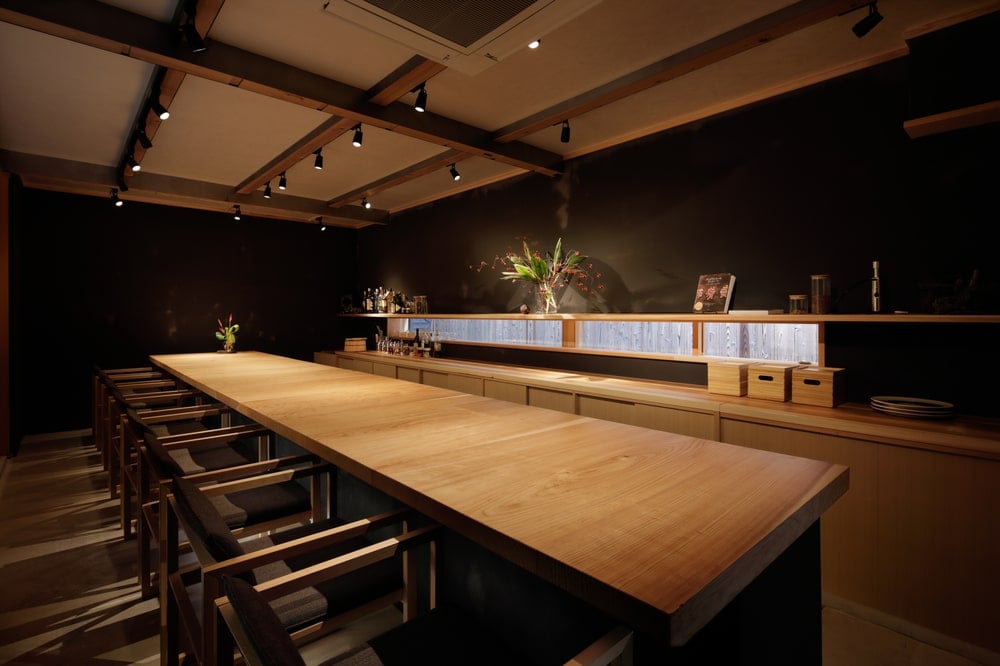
448 374 483 396
720 419 879 608
372 362 396 378
396 367 420 384
634 403 718 440
577 395 636 426
484 379 526 404
527 387 574 414
876 445 1000 653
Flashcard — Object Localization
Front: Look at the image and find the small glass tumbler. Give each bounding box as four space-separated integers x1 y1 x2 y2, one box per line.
789 294 808 314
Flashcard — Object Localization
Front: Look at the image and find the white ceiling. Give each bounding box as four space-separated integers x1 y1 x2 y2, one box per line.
0 0 994 229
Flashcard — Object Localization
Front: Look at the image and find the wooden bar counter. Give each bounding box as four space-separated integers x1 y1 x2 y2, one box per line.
151 351 849 659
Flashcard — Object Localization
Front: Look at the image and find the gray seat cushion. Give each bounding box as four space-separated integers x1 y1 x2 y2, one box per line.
171 477 401 633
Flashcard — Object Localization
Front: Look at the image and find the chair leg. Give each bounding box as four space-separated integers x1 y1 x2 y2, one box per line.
120 423 135 540
160 491 180 666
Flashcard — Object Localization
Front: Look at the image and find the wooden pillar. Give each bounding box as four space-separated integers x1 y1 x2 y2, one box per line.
1 171 10 457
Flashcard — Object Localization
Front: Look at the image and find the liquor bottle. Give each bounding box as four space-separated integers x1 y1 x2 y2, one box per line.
871 261 881 313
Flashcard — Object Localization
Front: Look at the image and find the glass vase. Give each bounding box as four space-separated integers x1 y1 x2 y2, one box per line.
534 284 558 314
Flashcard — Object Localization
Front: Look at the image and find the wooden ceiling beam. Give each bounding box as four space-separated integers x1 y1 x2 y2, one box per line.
236 56 448 196
0 0 562 177
1 150 384 228
492 0 872 143
326 150 470 208
235 116 357 196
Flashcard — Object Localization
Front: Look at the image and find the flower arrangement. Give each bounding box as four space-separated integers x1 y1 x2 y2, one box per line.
472 237 603 313
215 313 239 352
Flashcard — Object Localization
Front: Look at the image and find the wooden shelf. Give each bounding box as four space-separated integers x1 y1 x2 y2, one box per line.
903 100 1000 139
340 312 1000 324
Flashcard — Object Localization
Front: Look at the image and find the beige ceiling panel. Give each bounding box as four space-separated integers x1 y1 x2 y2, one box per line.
140 76 330 186
417 0 795 131
209 0 419 90
0 22 155 166
519 0 958 156
375 157 526 214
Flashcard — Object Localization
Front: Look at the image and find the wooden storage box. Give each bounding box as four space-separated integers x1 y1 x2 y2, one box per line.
747 363 796 401
791 366 847 407
707 361 750 396
343 337 367 352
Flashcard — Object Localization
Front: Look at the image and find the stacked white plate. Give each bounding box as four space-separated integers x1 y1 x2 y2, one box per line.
870 396 955 419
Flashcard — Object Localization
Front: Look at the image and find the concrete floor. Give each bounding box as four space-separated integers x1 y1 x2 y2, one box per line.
0 433 990 665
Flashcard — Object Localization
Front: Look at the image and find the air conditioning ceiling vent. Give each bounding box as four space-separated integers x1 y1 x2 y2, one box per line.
322 0 603 75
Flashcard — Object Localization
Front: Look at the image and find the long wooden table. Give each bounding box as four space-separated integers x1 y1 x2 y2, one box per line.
151 351 849 656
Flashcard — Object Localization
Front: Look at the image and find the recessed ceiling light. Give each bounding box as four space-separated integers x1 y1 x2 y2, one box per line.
528 38 541 49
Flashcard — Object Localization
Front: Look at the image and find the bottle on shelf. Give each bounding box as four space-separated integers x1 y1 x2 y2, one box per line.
871 260 881 313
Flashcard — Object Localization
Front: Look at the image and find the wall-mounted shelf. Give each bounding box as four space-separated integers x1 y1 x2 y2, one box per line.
339 312 1000 368
340 312 1000 324
903 100 1000 139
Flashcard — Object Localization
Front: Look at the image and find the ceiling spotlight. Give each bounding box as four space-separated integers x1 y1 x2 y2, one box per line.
278 172 287 190
111 188 123 207
128 155 141 172
151 99 169 120
313 148 323 170
852 2 883 38
263 181 272 199
362 197 371 209
352 124 363 148
528 38 541 49
560 119 571 143
413 82 427 113
449 163 461 181
136 129 153 149
233 204 241 220
318 216 327 231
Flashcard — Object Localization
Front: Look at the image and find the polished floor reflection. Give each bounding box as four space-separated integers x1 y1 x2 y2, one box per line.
0 434 985 665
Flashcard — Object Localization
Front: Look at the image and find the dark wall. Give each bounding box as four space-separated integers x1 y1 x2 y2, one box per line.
10 188 356 440
8 47 999 439
354 59 999 416
357 61 996 316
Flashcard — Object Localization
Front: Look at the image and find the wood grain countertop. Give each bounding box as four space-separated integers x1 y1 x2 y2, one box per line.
151 351 848 646
329 350 1000 460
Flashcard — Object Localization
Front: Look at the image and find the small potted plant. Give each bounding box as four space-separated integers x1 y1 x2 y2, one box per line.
215 313 239 352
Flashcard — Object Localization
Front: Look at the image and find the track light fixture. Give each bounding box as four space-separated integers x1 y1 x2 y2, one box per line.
852 2 883 38
111 188 123 207
233 204 241 221
318 216 327 231
151 98 169 120
362 197 371 209
449 163 461 181
263 181 272 198
352 124 363 148
560 119 571 143
278 172 287 190
128 155 141 172
413 82 427 113
313 148 323 170
136 128 153 149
